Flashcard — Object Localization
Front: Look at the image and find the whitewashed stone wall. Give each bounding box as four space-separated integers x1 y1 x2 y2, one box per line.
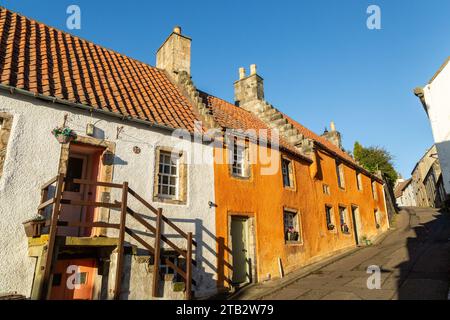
0 91 217 298
420 64 450 195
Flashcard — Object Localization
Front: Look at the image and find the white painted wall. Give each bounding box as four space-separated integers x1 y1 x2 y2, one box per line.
421 64 450 194
396 183 416 207
0 91 217 297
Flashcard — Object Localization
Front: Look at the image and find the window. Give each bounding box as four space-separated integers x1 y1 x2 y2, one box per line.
282 158 295 188
323 184 330 195
336 161 345 189
372 181 378 200
74 272 88 285
374 210 381 228
283 209 301 243
325 205 335 231
157 151 179 199
356 173 363 191
230 140 249 178
339 206 350 234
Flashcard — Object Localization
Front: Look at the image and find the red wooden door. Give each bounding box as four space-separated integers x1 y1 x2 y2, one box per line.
49 259 97 300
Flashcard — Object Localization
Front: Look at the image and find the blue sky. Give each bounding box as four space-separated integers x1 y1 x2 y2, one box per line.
3 0 449 178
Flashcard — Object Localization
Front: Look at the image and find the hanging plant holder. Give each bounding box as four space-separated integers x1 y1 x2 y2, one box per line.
52 126 77 144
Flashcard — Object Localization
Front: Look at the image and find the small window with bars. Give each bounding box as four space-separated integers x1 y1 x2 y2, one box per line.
158 151 179 199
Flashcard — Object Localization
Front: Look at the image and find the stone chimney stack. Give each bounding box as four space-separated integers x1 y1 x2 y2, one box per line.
322 121 342 149
234 64 264 107
156 26 191 77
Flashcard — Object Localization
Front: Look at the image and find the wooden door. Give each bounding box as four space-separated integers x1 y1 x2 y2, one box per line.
231 217 249 285
49 259 96 300
351 206 362 245
59 154 88 236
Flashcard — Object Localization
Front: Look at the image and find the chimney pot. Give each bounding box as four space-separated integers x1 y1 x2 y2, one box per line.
173 26 182 34
239 67 246 80
250 64 257 75
330 121 336 132
156 26 191 76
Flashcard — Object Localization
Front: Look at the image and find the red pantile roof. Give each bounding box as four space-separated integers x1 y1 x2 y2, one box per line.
282 113 356 164
0 7 199 131
394 178 412 198
199 92 310 161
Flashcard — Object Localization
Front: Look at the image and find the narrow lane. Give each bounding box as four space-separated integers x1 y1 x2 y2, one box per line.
263 208 450 300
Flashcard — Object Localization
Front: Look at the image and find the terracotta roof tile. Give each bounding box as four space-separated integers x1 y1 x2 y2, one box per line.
0 7 199 131
281 113 356 164
199 91 310 160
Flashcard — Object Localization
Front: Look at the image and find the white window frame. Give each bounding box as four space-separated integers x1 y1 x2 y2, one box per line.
336 161 345 189
157 151 180 199
338 206 350 234
283 209 302 244
325 205 336 232
357 173 363 191
372 181 378 201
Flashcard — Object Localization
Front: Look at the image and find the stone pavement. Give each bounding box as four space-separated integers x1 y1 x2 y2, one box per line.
231 207 450 300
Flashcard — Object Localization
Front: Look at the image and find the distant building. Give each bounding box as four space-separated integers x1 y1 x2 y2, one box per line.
410 145 446 208
415 59 450 204
394 178 416 207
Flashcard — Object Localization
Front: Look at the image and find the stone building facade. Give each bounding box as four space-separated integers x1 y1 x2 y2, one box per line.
411 145 446 208
0 7 390 299
415 58 450 203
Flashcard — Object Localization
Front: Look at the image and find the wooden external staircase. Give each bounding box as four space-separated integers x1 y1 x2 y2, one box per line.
36 174 196 300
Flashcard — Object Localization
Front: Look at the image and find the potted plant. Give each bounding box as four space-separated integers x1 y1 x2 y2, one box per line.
286 227 299 241
22 214 46 238
327 223 335 231
51 126 77 144
341 223 350 234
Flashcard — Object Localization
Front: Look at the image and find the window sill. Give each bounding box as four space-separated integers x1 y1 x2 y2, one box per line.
153 196 186 206
283 186 296 192
230 174 251 181
285 240 303 246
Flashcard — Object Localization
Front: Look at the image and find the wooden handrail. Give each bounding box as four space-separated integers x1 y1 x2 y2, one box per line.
125 227 155 255
72 178 123 189
114 182 128 300
126 207 188 259
60 199 121 209
128 188 158 214
152 208 162 297
40 176 58 190
186 232 193 300
37 175 196 300
56 221 120 229
37 198 55 211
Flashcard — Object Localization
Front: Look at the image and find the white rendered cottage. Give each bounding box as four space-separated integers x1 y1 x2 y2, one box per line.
0 8 218 299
